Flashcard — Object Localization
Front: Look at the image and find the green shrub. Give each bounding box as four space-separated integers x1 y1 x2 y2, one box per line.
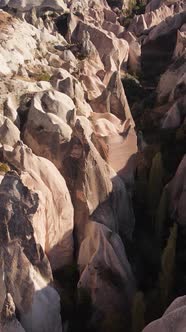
123 16 133 28
29 71 51 82
0 163 10 173
122 0 146 19
36 71 51 81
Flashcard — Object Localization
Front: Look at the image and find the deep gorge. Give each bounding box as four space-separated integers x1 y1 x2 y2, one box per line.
0 0 185 331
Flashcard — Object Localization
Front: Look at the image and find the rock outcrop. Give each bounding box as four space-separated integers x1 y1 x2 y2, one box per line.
78 222 135 315
141 11 186 79
1 142 74 270
143 296 186 332
0 0 185 330
0 0 136 332
0 115 20 147
0 171 62 331
128 4 174 37
0 0 68 12
167 155 186 226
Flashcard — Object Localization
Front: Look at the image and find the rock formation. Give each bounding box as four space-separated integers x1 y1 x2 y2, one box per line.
143 296 186 332
0 171 62 331
0 0 185 331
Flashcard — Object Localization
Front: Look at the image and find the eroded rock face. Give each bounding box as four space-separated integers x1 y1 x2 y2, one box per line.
64 0 130 106
0 293 26 332
62 121 113 244
146 0 185 14
0 0 67 12
90 71 132 121
70 18 129 73
0 0 141 329
174 27 186 58
162 96 186 129
51 69 93 117
23 90 74 170
128 4 174 37
168 155 186 226
0 171 62 332
0 8 69 81
124 32 141 74
2 142 74 270
78 222 136 315
141 12 186 79
157 51 186 104
143 296 186 332
0 12 38 76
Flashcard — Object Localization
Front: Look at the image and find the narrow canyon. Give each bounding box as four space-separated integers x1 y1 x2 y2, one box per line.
0 0 185 331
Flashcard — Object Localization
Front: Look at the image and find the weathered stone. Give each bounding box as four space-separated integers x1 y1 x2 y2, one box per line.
143 296 186 332
0 171 62 331
2 142 74 270
0 115 20 147
141 12 186 79
78 222 136 315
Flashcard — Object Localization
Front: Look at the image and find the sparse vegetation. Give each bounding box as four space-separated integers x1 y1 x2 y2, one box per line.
122 74 145 106
29 70 51 82
0 163 10 173
122 0 146 27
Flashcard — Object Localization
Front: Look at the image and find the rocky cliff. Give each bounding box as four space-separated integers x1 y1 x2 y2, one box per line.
0 0 185 331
